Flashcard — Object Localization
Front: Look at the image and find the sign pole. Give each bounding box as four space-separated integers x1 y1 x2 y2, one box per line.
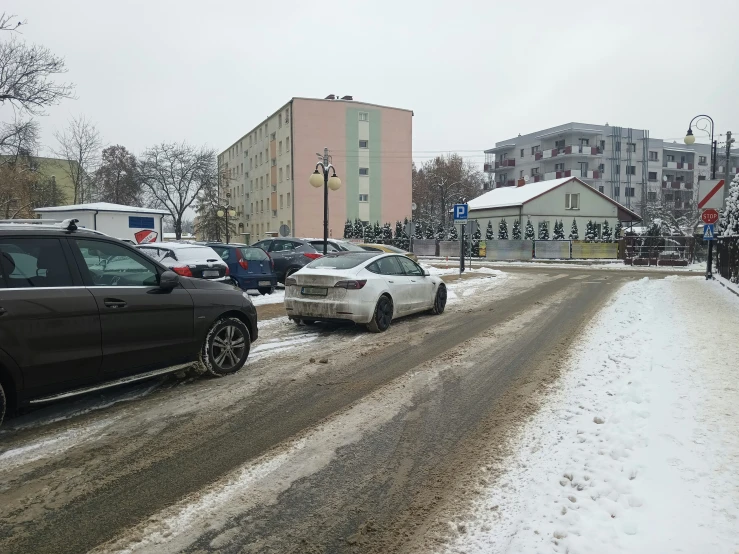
460 224 465 274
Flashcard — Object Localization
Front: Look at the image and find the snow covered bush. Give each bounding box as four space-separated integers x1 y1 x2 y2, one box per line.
472 225 482 256
436 223 446 241
525 219 535 240
512 219 522 240
569 218 579 240
393 221 403 246
382 222 393 244
485 220 494 240
364 223 375 243
601 220 613 242
414 220 423 240
553 220 566 240
584 220 597 242
498 219 509 240
448 225 458 241
614 221 623 240
720 175 739 237
538 221 549 240
344 219 353 239
424 224 434 240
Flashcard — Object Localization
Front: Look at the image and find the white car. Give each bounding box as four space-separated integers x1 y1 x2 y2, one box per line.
284 252 447 332
137 242 231 283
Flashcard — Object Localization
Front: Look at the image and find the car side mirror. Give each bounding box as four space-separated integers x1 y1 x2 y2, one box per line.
423 269 430 277
159 270 180 290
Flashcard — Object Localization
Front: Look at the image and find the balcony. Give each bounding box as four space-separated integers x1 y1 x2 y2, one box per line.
662 181 685 189
496 179 516 187
561 145 601 156
717 166 739 175
542 169 601 181
663 161 693 170
494 159 516 170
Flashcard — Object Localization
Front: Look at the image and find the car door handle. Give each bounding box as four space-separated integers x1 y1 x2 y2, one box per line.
103 299 127 309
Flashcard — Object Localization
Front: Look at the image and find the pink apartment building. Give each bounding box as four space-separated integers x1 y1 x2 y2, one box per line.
218 96 413 242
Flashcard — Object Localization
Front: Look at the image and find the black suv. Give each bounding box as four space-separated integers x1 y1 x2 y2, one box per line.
251 238 322 283
0 221 258 426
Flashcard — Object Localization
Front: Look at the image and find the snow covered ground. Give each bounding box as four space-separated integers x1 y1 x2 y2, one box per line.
442 276 739 553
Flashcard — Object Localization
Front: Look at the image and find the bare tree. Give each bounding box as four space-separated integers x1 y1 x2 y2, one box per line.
194 172 237 241
0 36 74 115
139 142 217 240
53 116 102 203
0 118 38 162
96 145 141 205
0 13 26 32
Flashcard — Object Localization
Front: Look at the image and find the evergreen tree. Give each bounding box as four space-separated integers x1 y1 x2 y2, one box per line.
344 219 353 239
614 221 623 240
472 225 482 256
414 220 423 239
365 222 376 243
569 218 579 240
400 220 410 250
498 218 509 239
584 220 597 242
393 221 403 247
382 222 393 244
538 221 550 240
424 224 435 239
601 220 613 242
373 221 381 241
524 219 535 240
353 219 364 240
436 223 446 241
448 225 458 241
720 175 739 236
512 219 522 240
553 219 566 240
485 220 494 240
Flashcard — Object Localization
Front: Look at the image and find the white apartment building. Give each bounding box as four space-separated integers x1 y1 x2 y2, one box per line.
484 122 735 218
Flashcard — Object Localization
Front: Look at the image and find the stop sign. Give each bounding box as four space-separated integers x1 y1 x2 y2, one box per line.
701 209 719 224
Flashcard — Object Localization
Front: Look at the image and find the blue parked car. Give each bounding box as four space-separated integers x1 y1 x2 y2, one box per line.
206 243 277 294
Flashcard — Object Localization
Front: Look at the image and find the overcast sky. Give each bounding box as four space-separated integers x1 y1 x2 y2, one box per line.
4 0 738 170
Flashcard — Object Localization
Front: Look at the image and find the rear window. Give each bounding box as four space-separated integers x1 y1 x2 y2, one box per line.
306 253 376 269
138 247 174 262
240 247 269 261
335 241 365 252
383 245 407 254
175 247 222 263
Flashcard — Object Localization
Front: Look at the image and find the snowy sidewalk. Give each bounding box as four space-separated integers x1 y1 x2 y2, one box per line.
443 277 739 554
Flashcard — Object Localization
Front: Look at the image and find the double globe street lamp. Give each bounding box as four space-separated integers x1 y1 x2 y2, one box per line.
217 192 237 244
309 147 341 255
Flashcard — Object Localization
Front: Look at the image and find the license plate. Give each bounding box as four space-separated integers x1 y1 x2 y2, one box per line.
301 286 328 296
203 270 219 278
259 280 272 286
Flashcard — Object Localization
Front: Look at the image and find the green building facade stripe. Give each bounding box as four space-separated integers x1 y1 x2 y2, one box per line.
368 111 382 223
344 109 360 222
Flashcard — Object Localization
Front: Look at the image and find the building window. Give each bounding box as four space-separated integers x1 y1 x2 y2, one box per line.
259 153 262 165
648 171 658 181
359 194 369 202
625 187 635 197
565 193 580 209
598 163 605 172
270 132 276 141
519 170 524 178
600 140 606 151
286 164 290 179
287 193 291 207
278 114 282 128
554 163 564 171
698 175 707 181
627 165 636 175
359 112 368 121
666 154 675 162
579 138 589 146
259 129 262 141
699 155 707 165
286 137 290 151
665 193 674 201
614 187 620 196
279 141 282 155
520 149 524 158
628 143 636 152
531 145 540 155
555 139 565 150
249 136 252 146
648 191 657 201
598 186 604 193
359 167 369 176
615 141 621 151
280 195 284 208
649 151 659 161
615 164 620 175
279 168 283 182
359 140 368 148
531 167 539 175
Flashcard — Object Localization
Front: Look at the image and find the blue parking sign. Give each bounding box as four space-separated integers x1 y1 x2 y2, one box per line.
453 204 468 223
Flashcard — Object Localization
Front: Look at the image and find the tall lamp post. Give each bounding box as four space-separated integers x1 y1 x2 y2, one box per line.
217 192 236 244
684 115 715 279
309 147 342 255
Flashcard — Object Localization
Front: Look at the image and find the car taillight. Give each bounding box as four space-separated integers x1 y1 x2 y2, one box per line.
285 277 297 286
225 266 230 275
303 252 322 260
334 280 367 290
236 249 248 270
172 265 192 277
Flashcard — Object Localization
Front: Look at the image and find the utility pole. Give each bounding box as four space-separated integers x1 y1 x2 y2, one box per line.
724 131 735 205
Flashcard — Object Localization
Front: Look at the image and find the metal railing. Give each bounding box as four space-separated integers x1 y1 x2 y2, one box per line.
715 236 739 282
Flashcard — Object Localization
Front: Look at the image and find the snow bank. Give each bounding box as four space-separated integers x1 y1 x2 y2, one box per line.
444 276 739 553
247 289 285 306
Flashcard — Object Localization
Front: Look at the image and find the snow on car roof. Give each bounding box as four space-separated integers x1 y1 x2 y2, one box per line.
138 242 207 250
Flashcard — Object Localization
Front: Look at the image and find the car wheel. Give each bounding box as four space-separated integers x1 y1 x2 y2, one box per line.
431 285 447 315
258 287 273 295
302 319 316 325
367 295 393 333
200 317 251 377
0 382 5 428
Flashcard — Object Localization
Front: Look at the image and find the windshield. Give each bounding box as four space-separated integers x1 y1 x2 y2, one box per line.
174 247 223 263
305 253 377 269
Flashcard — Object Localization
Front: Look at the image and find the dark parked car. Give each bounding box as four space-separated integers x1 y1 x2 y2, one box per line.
206 243 277 294
137 243 230 283
0 221 258 427
250 238 322 283
301 238 367 253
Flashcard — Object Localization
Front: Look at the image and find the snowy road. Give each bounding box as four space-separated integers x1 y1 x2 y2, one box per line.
0 267 703 554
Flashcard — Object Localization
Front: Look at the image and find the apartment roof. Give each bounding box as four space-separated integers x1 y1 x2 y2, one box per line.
35 202 169 215
468 177 641 221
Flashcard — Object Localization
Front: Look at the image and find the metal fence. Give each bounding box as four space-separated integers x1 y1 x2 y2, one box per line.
716 236 739 282
622 236 695 266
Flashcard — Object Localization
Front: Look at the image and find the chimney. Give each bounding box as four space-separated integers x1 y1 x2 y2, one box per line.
324 94 336 100
341 95 353 100
517 179 526 187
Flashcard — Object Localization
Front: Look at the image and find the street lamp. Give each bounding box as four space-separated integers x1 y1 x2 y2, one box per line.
309 147 341 255
217 192 237 244
684 115 716 280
